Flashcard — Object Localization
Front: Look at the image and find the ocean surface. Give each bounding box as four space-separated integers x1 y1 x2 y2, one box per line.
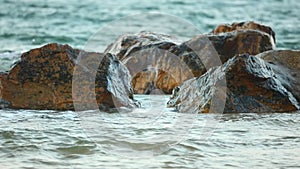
0 0 300 168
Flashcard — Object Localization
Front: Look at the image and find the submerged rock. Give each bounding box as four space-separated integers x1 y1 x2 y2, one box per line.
167 54 299 113
105 29 274 94
257 50 300 102
0 43 138 111
212 21 276 44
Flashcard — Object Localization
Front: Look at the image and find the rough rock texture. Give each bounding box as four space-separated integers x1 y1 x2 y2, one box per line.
258 50 300 102
208 29 274 62
105 32 199 94
0 43 138 111
105 31 181 61
132 69 178 94
167 54 299 113
105 30 274 94
168 29 275 83
212 21 276 43
122 47 200 94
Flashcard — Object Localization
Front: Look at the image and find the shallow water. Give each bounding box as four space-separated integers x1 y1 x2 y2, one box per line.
0 95 299 168
0 0 300 168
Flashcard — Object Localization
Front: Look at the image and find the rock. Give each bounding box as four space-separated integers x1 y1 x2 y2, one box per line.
105 29 274 94
207 29 274 63
212 21 276 44
105 32 199 94
167 54 299 113
169 28 275 71
73 52 139 111
0 43 138 111
105 31 181 61
257 50 300 102
132 69 178 94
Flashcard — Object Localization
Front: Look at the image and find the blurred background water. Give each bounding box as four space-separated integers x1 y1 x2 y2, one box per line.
0 0 300 52
0 0 300 168
1 0 300 70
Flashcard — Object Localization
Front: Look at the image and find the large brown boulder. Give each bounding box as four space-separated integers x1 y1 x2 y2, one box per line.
0 43 138 111
212 21 276 44
257 50 300 102
186 29 275 63
167 54 299 113
105 29 274 94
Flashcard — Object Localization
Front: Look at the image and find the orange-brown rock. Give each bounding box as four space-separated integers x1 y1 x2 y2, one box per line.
257 50 300 102
106 29 275 94
105 32 200 94
212 21 276 43
168 29 274 89
167 54 299 113
0 43 138 111
121 45 201 94
207 29 274 63
132 69 178 94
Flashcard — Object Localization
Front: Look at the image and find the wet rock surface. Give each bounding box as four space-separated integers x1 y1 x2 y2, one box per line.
106 29 274 94
208 30 274 62
131 69 179 94
0 43 138 111
105 32 200 94
212 21 276 43
122 46 199 94
0 21 297 113
167 54 299 113
105 31 181 61
258 50 300 102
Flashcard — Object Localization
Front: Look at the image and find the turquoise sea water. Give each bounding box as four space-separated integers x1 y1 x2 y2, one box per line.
0 0 300 53
0 0 300 168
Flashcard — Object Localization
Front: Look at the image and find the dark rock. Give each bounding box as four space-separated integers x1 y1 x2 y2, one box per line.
181 29 275 64
105 32 198 94
105 29 274 94
258 50 300 102
0 43 138 111
105 31 180 61
167 54 299 113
